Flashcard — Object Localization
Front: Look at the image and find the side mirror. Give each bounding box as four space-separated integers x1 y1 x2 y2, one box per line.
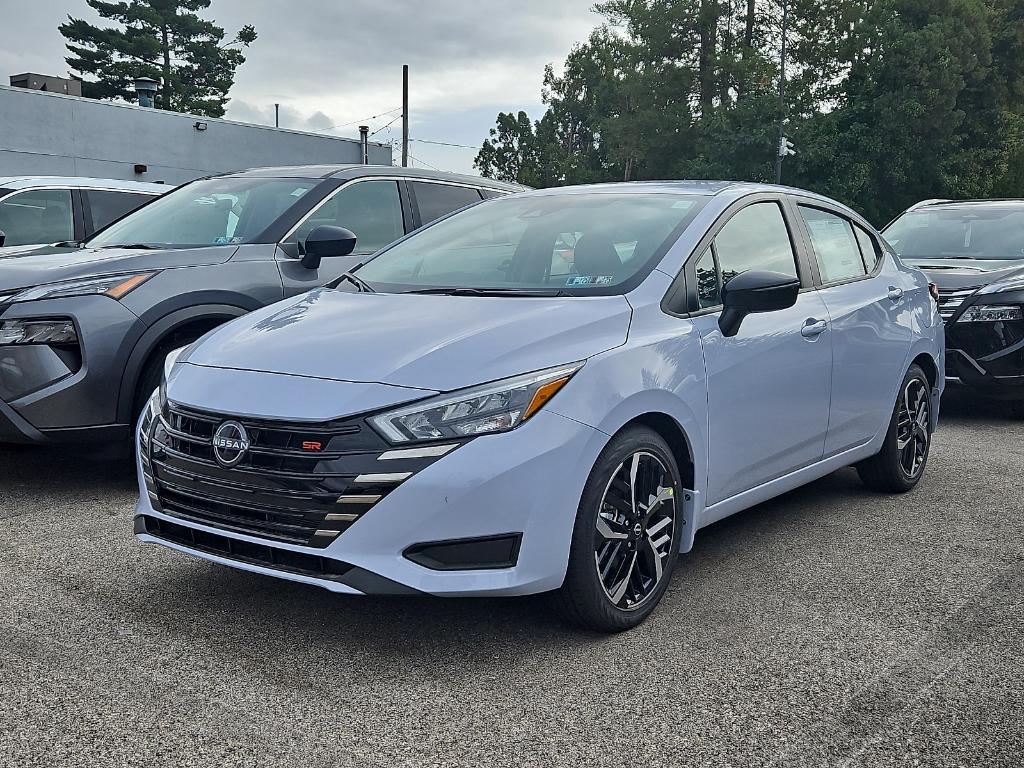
718 270 800 338
0 230 6 248
300 225 357 269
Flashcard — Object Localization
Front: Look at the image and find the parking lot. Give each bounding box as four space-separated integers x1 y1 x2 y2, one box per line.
0 390 1021 768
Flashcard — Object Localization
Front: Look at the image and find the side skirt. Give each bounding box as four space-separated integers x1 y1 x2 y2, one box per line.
697 440 878 531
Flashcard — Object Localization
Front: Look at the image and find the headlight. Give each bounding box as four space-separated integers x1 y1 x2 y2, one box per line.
10 272 156 303
0 318 78 346
158 345 190 408
369 363 582 443
956 305 1023 322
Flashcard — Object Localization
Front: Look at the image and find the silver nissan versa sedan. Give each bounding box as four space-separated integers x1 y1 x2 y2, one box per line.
135 181 945 631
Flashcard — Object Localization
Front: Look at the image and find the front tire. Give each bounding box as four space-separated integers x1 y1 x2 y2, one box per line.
554 426 683 632
856 364 933 493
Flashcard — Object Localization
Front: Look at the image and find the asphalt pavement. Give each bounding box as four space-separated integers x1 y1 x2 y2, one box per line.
1 390 1021 768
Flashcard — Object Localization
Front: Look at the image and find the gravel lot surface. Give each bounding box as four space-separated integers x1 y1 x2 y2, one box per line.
1 391 1021 768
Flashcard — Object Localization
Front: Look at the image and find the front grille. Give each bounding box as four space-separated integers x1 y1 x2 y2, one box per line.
140 403 454 548
937 287 981 322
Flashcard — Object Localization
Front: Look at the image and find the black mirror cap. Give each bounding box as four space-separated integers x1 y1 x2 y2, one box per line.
301 225 357 269
719 270 800 337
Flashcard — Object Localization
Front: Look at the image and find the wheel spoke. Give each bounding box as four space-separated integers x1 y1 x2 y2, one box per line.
641 534 664 583
609 551 637 603
597 517 628 541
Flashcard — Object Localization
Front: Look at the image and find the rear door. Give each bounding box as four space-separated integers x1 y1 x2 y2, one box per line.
408 181 483 227
793 201 913 455
685 197 833 505
277 178 408 295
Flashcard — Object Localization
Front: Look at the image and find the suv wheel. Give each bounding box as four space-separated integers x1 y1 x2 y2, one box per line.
856 364 932 493
554 426 682 632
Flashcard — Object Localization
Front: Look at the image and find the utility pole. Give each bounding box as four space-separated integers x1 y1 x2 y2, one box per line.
773 0 789 185
402 65 409 167
274 103 280 128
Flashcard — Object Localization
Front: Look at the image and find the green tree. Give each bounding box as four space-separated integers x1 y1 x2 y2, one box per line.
61 0 257 117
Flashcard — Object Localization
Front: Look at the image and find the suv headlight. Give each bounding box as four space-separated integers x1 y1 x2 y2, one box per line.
10 272 156 303
369 363 582 443
0 318 77 346
956 305 1023 322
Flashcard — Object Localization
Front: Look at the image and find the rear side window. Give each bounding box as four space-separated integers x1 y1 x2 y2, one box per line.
800 206 866 283
688 202 798 311
410 182 482 225
85 190 155 234
854 223 881 272
479 188 506 200
290 180 404 255
0 188 74 246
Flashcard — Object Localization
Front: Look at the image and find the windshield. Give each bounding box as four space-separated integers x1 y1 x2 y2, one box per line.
87 177 318 249
884 207 1024 261
354 192 707 294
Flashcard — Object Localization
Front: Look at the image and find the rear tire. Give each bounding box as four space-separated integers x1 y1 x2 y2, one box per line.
1006 399 1024 420
856 364 932 493
554 426 683 632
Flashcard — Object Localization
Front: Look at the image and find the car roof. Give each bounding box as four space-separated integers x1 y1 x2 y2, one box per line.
905 198 1024 212
0 176 170 193
220 164 525 192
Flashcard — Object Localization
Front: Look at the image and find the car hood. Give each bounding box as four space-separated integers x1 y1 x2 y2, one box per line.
0 244 236 292
184 288 633 391
902 257 1024 290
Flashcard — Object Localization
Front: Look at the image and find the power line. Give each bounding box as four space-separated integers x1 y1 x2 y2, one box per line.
325 107 402 131
406 152 444 172
370 114 403 137
408 137 479 150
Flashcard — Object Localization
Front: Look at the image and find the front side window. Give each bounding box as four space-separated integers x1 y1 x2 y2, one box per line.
410 182 481 225
715 202 799 284
800 206 867 283
694 248 720 308
0 188 74 246
87 177 317 249
355 192 707 295
85 190 156 233
288 180 404 255
884 206 1024 260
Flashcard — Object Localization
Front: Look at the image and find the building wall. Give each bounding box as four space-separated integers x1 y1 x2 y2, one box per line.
0 85 391 184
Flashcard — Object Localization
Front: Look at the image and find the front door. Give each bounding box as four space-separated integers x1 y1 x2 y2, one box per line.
688 200 833 505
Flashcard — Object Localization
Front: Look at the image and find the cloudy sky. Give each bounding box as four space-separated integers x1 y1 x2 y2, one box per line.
0 0 603 173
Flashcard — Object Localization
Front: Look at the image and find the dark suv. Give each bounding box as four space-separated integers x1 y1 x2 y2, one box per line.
0 165 522 444
884 199 1024 416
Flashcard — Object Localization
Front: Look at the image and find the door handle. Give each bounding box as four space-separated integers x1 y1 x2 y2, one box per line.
801 319 828 338
887 286 904 302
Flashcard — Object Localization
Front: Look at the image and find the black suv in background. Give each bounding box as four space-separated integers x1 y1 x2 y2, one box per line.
885 199 1024 416
0 165 522 445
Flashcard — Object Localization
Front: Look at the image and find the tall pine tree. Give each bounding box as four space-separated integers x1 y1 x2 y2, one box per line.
61 0 257 118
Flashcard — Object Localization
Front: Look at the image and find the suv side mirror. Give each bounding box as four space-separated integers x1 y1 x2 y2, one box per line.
300 225 357 269
718 270 800 337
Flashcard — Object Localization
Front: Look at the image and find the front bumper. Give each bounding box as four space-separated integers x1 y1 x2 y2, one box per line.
0 295 141 443
134 407 608 597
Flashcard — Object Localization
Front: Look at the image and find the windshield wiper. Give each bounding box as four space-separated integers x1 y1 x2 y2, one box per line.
98 243 159 250
54 240 85 248
405 287 566 297
334 271 376 293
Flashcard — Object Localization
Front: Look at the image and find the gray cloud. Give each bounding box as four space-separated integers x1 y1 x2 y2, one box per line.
0 0 602 172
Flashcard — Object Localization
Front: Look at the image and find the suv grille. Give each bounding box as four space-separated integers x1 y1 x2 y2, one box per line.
937 287 980 322
140 403 456 548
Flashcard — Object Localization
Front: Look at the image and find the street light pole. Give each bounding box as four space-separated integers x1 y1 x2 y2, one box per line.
773 0 789 185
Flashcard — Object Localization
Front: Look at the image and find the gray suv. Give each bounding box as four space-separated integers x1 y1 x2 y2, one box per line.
0 165 522 445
